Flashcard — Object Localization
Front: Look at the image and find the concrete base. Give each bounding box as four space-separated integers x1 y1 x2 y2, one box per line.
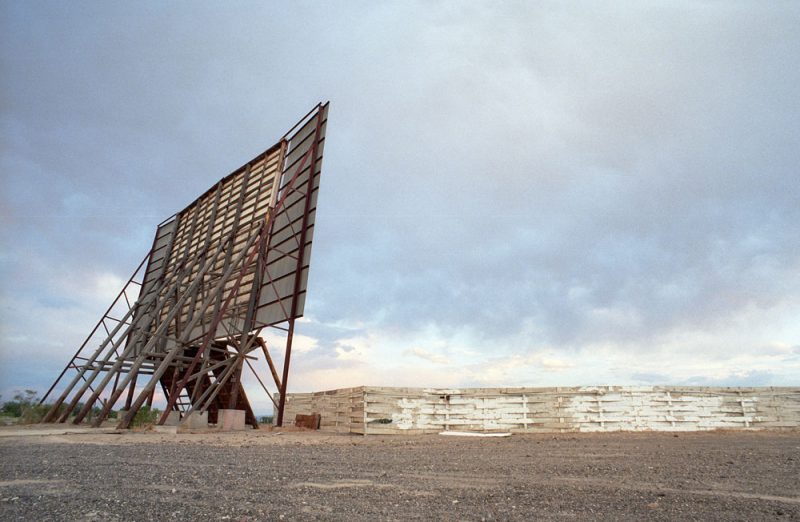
180 411 208 430
163 411 181 426
217 409 246 431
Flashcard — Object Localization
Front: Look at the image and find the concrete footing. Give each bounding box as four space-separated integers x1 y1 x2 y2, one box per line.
180 411 208 429
163 411 181 426
217 409 246 431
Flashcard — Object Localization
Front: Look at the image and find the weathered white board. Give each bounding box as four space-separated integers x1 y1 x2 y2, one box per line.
284 386 800 435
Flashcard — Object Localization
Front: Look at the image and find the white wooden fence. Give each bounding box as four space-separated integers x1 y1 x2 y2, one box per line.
284 386 800 434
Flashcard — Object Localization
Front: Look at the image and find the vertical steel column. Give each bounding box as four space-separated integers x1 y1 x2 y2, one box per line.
276 103 324 427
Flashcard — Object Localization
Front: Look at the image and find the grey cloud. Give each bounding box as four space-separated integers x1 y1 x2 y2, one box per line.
2 2 799 394
683 370 779 388
630 373 670 384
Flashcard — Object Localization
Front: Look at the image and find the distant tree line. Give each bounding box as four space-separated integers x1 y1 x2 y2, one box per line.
0 389 158 426
0 389 53 423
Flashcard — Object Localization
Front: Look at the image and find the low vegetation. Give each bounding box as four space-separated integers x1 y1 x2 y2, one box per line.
130 405 161 428
1 390 113 425
1 390 51 424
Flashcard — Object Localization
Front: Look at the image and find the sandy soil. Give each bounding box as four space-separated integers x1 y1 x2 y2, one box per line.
0 426 798 521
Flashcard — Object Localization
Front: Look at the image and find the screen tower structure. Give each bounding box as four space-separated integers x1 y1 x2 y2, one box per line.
40 103 329 428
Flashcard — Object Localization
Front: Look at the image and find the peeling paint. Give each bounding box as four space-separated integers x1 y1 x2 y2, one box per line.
285 386 800 435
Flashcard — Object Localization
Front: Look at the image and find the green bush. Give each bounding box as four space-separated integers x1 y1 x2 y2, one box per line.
20 403 52 424
131 405 161 428
0 391 121 425
259 415 274 425
1 390 54 424
1 390 37 418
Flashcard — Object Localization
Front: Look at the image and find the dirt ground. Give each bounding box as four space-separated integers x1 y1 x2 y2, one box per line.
0 426 798 521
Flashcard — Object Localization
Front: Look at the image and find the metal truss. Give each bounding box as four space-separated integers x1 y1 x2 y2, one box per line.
40 103 328 429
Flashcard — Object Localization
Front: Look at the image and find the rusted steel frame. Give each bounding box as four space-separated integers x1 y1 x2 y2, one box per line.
76 227 244 426
184 338 251 404
182 355 235 385
136 214 233 354
107 225 265 428
71 305 177 424
243 234 266 333
185 346 235 411
217 334 260 412
257 254 302 321
178 206 202 263
105 322 129 400
186 184 224 333
157 213 179 227
107 224 260 428
140 216 181 354
166 364 183 411
215 318 260 356
110 366 123 403
276 319 295 426
277 104 324 427
249 133 317 326
247 142 312 328
281 104 322 141
44 273 157 423
165 246 186 345
244 357 279 409
156 138 313 420
105 315 133 326
107 319 132 398
101 319 112 337
269 323 290 332
156 224 266 425
59 242 208 424
164 224 182 347
195 356 243 414
121 326 198 349
157 380 170 409
259 264 294 324
180 352 241 417
270 140 288 208
205 181 242 335
40 250 150 407
243 145 281 333
189 348 214 404
122 288 133 310
142 348 240 365
56 363 101 410
226 360 244 409
182 310 252 403
255 337 282 391
209 165 252 331
124 371 139 410
54 298 153 423
262 244 298 260
280 209 303 250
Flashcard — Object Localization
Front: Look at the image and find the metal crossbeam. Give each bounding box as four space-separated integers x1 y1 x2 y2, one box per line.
41 103 329 429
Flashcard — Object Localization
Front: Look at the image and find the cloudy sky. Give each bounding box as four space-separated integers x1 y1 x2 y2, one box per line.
1 2 798 413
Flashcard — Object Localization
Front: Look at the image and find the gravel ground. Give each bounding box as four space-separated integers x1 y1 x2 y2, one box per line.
0 428 798 521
